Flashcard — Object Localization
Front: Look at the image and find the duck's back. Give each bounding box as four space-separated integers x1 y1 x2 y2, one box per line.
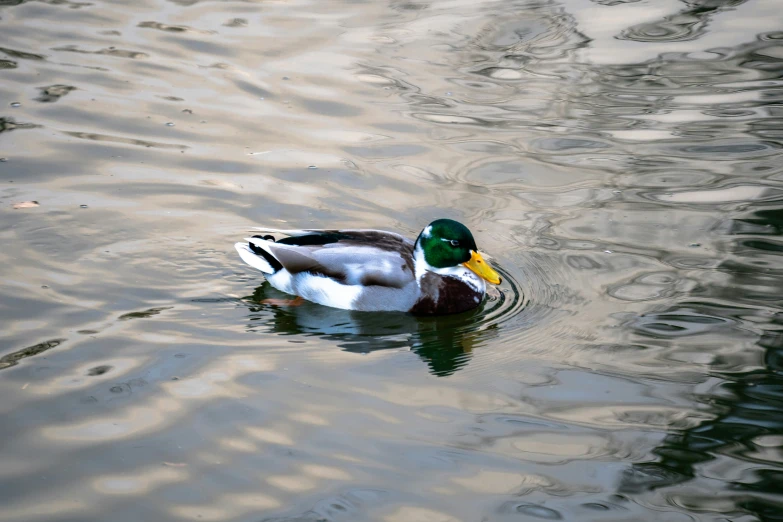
263 229 416 289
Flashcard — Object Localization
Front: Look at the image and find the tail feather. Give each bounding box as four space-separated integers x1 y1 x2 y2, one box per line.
235 241 281 274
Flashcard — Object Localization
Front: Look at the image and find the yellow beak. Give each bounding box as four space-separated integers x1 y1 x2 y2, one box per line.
463 250 501 285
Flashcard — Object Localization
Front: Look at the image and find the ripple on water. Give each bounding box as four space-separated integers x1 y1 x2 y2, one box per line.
499 502 562 520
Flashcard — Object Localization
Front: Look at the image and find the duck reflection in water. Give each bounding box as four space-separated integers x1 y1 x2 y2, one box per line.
243 284 500 376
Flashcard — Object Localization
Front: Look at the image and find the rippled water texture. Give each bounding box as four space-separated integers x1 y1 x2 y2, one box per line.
2 0 783 520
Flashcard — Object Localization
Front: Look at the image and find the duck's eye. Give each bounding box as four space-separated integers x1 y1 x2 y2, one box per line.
449 240 460 247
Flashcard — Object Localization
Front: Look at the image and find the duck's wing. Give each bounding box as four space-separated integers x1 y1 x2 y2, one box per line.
247 229 415 289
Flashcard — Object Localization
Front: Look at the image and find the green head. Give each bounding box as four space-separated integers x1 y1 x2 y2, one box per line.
415 219 501 284
416 219 476 268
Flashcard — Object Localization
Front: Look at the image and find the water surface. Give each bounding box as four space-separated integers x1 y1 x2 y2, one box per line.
2 0 783 520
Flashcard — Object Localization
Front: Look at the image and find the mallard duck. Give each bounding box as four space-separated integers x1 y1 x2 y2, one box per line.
235 218 501 315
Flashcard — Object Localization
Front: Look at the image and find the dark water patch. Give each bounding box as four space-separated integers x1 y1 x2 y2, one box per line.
0 339 66 370
118 306 172 320
63 131 188 150
223 18 247 28
390 2 429 12
87 365 112 376
138 21 202 33
0 117 41 133
51 45 149 59
199 61 232 69
0 46 45 60
731 207 783 236
740 238 783 253
35 84 76 103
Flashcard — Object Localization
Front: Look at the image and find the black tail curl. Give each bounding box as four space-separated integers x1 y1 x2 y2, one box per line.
249 235 283 272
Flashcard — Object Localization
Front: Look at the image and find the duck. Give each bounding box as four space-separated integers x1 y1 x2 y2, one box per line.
235 218 501 315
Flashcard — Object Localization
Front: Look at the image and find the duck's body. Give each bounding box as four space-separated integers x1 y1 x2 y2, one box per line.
235 219 500 315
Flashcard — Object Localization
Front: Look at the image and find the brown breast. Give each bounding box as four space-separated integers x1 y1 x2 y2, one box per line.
409 272 484 315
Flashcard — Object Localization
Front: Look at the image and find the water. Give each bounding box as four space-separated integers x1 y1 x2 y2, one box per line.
1 0 782 520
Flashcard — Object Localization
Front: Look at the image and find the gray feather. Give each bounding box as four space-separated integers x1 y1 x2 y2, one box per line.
248 231 415 289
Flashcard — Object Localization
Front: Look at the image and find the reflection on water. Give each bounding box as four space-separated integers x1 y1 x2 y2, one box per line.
619 206 783 518
243 279 514 376
1 0 783 520
237 262 531 377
